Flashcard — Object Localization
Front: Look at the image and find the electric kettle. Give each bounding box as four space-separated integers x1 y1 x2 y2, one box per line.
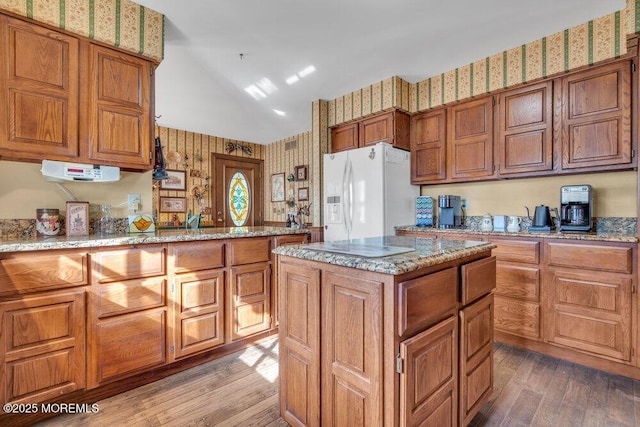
525 205 558 231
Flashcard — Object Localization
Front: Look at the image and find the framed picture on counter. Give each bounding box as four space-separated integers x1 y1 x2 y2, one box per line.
160 170 186 191
160 197 187 213
65 201 89 236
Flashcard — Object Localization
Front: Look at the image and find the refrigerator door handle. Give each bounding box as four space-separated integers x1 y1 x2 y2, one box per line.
341 158 349 237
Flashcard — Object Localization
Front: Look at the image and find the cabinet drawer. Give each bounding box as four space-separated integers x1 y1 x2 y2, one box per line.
0 250 88 295
461 256 496 305
496 263 540 302
398 267 457 337
172 240 225 272
228 238 271 266
546 242 633 274
489 239 539 264
92 245 166 283
494 296 541 339
274 233 308 247
96 277 166 318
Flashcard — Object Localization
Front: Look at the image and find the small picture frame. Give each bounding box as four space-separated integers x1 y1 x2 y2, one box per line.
65 201 89 236
294 165 307 181
160 169 186 191
271 173 285 202
159 197 187 212
298 187 309 201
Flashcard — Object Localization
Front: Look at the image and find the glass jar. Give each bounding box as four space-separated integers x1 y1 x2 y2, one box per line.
98 204 114 234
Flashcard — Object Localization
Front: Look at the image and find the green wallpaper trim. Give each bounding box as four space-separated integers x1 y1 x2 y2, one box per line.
616 11 621 57
440 73 444 105
485 57 490 93
502 51 507 88
89 0 94 38
470 62 474 97
115 0 121 47
139 6 145 55
542 37 547 78
636 0 640 33
563 29 569 72
26 0 32 18
588 20 593 64
59 0 65 29
428 78 432 108
455 68 459 100
521 44 526 83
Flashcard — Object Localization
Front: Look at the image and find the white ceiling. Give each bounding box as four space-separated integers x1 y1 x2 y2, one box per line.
134 0 625 145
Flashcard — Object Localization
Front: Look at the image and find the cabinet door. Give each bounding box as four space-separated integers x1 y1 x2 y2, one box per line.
0 289 85 404
560 60 632 170
228 262 271 341
331 122 358 153
0 15 79 160
399 316 458 427
87 44 153 169
272 234 309 326
498 81 553 175
321 271 383 426
411 108 447 183
448 96 495 180
173 270 225 359
459 293 494 425
546 269 632 362
279 260 320 427
494 264 541 339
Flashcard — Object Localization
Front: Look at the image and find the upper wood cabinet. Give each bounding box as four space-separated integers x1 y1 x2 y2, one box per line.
448 96 495 181
0 14 154 171
0 15 79 161
330 110 410 153
497 81 553 175
86 44 153 169
410 108 447 183
558 60 633 171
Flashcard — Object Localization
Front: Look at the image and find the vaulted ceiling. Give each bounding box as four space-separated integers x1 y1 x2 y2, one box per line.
134 0 625 144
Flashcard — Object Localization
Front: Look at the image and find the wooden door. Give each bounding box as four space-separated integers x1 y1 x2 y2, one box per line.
228 262 271 341
411 108 447 183
399 316 458 427
448 96 495 180
87 44 153 169
279 260 321 427
330 122 358 152
459 293 494 426
0 15 79 160
559 60 632 170
498 81 553 175
212 154 263 227
321 271 383 426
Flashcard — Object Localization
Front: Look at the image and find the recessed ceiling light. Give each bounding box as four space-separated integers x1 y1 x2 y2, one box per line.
244 85 266 100
273 109 286 116
298 65 316 77
286 75 299 85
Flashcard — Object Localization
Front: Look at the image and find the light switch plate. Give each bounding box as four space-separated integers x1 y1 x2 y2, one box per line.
128 193 141 211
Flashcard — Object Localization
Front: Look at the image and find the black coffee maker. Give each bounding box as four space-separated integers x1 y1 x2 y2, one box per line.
559 185 593 232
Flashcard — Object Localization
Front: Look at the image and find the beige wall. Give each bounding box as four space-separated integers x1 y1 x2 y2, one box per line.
420 171 637 218
0 160 153 220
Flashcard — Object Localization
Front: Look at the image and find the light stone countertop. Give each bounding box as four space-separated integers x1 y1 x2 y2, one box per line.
0 226 309 253
273 235 496 275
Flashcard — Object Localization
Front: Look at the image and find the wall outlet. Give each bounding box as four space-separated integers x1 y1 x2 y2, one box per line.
128 193 141 211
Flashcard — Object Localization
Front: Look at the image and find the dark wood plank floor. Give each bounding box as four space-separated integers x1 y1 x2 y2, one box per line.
37 340 640 426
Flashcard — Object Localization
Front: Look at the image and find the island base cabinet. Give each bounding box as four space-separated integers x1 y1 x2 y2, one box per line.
459 293 494 425
0 289 86 405
399 316 458 427
229 262 271 341
278 260 321 427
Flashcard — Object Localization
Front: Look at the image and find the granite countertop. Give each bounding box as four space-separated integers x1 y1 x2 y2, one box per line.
395 225 639 243
0 226 309 253
273 235 496 275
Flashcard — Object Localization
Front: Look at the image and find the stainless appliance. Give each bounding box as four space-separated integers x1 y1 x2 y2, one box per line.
437 195 463 228
560 185 593 232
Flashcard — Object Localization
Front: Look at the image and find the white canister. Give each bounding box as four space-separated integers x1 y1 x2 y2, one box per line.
507 215 522 232
480 213 492 231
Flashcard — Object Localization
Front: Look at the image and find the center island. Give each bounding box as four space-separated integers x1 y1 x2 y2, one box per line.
273 235 497 427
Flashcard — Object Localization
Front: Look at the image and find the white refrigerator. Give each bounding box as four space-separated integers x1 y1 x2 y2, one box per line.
323 142 419 241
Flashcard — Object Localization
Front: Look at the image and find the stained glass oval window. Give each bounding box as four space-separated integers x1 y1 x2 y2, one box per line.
228 172 250 226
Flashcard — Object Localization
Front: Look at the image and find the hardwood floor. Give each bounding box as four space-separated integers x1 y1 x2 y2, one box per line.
37 339 640 426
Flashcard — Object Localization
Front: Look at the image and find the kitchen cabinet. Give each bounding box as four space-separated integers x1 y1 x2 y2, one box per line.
227 238 272 341
490 237 543 340
170 240 226 360
272 233 309 326
330 110 410 153
87 245 168 389
448 96 495 181
545 240 634 363
278 242 495 426
558 59 633 171
0 13 154 171
0 15 79 161
0 249 88 405
410 108 447 183
86 44 154 169
497 81 553 175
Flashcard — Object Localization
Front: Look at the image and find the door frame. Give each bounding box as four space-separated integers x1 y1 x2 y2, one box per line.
211 153 264 226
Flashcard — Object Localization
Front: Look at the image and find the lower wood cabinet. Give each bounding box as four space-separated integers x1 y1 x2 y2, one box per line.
229 262 271 341
0 289 86 404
